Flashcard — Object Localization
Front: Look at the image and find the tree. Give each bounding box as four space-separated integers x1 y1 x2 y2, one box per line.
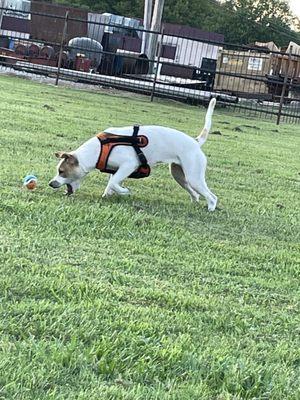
163 0 219 30
53 0 144 16
51 0 300 47
217 0 300 46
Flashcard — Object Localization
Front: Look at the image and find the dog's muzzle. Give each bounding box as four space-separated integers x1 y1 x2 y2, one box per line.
49 180 61 189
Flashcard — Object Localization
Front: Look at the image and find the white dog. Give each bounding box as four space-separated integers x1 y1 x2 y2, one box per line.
49 98 217 211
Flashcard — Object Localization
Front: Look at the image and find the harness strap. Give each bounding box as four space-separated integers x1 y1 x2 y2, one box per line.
133 125 139 136
132 125 148 166
95 126 150 179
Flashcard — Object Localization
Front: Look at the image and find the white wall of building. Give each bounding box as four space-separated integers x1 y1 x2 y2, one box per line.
163 35 220 67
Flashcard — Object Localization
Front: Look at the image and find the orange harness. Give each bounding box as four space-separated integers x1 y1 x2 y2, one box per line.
95 126 151 179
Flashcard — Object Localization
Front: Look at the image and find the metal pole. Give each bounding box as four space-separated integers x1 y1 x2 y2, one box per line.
276 46 292 125
148 0 165 65
141 0 153 55
55 10 69 86
0 0 5 31
150 29 164 102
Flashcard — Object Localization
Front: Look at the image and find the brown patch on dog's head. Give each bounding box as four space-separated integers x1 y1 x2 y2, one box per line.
55 152 78 164
55 152 79 178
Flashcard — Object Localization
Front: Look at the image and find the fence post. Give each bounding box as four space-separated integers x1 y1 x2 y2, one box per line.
276 46 292 125
55 11 69 86
150 29 164 102
0 1 5 31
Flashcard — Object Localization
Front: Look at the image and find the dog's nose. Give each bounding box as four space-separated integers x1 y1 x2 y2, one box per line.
49 180 60 189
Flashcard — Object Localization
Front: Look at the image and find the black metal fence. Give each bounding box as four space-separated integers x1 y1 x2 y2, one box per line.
1 3 300 124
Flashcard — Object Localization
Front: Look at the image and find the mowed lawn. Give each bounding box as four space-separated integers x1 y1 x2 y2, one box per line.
0 75 299 400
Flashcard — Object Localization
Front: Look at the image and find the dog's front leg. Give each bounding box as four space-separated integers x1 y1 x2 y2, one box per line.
102 163 137 197
103 174 114 196
103 174 127 196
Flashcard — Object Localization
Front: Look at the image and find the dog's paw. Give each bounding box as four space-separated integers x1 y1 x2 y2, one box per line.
102 188 114 198
208 197 218 212
119 188 130 196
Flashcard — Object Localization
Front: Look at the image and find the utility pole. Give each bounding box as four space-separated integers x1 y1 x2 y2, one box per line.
0 0 5 32
147 0 165 69
141 0 153 55
150 0 165 33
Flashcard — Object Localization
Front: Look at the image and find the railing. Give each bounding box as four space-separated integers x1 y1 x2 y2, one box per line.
0 3 300 124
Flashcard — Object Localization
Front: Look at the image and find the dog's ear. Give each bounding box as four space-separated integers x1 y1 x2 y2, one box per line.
55 152 78 166
55 151 66 159
66 154 79 166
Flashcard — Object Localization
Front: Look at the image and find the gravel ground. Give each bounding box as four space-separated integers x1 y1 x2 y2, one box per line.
0 65 126 95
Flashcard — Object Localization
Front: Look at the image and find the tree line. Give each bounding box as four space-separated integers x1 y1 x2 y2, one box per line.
52 0 300 47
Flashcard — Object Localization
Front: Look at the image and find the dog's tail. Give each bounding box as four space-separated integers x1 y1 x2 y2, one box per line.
196 98 216 147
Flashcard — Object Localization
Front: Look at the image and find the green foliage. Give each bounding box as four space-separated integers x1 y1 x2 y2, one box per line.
53 0 144 15
51 0 300 47
218 0 300 47
0 75 300 399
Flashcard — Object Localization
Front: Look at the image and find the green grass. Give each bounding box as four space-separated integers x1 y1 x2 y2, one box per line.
0 74 299 400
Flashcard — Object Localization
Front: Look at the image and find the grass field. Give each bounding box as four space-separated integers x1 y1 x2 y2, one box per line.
0 74 299 400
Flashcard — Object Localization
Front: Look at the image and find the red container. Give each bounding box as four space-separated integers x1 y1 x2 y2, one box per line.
55 51 68 68
75 56 91 72
30 58 57 67
28 44 40 58
40 45 55 59
15 44 27 56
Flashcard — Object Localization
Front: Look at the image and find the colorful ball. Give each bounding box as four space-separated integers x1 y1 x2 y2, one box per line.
23 175 37 190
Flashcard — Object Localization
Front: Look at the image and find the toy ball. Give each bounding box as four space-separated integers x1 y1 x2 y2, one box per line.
23 175 37 190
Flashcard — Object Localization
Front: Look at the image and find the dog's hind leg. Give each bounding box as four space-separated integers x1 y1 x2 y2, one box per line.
102 162 138 197
181 153 217 211
169 163 199 202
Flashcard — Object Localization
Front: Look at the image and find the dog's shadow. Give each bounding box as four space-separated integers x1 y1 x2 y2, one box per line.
73 189 222 224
